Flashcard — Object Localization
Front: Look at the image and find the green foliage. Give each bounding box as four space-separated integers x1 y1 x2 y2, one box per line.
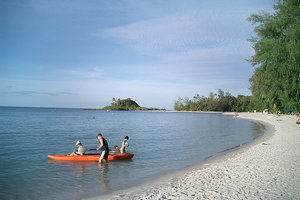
102 98 166 111
102 98 140 111
248 0 300 112
174 89 253 112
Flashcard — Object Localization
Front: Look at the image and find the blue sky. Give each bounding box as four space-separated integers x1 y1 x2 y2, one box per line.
0 0 275 109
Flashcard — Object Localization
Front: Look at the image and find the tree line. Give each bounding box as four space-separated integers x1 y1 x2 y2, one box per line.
102 98 166 111
175 0 300 113
174 89 254 112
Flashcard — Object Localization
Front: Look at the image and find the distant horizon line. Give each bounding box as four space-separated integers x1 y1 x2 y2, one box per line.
0 105 173 110
0 105 96 109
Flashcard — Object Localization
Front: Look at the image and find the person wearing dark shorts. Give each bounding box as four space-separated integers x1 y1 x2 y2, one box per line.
97 133 109 164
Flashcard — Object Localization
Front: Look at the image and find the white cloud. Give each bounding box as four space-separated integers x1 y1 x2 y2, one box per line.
98 8 252 56
96 5 255 86
61 67 104 79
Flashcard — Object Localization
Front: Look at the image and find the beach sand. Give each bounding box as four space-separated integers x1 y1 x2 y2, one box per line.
87 113 300 200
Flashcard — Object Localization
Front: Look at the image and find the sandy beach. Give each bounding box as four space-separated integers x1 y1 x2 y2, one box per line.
87 113 300 200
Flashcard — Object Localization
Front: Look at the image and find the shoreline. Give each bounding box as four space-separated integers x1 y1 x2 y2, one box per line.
86 112 300 200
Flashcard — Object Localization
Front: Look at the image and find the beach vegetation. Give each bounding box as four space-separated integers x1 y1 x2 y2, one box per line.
247 0 300 112
174 89 254 112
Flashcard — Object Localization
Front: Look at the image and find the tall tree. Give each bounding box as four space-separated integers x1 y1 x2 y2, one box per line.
248 0 300 111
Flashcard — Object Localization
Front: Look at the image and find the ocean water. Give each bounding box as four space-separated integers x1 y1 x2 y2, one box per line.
0 107 265 200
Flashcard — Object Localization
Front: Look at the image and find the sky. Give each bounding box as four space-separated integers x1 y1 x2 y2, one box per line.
0 0 275 110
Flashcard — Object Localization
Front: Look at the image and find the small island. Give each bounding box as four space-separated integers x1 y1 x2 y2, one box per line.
89 98 166 111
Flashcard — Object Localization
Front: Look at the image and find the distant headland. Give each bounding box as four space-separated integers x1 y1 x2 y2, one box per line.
86 98 166 111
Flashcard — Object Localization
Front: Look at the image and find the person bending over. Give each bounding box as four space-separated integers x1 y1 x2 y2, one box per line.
97 133 109 164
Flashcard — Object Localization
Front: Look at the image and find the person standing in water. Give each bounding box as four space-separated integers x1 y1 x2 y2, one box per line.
97 133 109 164
120 136 129 154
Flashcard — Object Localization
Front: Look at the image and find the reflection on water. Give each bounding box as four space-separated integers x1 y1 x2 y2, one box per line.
49 160 98 167
98 163 111 194
48 160 114 197
48 159 136 196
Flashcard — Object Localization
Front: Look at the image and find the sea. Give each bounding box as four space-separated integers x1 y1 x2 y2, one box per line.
0 107 265 200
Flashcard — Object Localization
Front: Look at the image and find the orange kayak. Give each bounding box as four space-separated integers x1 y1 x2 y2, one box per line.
48 153 134 161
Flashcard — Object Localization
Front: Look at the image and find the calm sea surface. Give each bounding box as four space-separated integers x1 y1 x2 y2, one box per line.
0 107 265 200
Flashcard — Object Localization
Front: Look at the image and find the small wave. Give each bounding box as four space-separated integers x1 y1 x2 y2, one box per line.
218 144 242 153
